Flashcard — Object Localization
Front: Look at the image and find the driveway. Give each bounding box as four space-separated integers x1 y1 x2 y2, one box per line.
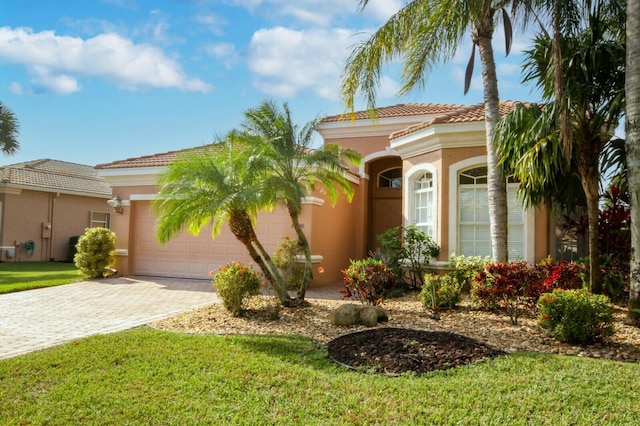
0 277 218 360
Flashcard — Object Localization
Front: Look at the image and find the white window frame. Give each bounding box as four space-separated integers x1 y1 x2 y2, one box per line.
378 167 403 188
448 156 535 262
89 211 111 229
404 163 438 241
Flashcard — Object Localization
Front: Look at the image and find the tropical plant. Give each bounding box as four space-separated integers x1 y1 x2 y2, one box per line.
342 258 396 305
74 227 116 279
272 237 305 290
0 101 20 155
626 0 640 324
495 0 626 293
213 261 262 316
238 100 361 301
342 0 525 262
420 273 462 310
153 139 292 305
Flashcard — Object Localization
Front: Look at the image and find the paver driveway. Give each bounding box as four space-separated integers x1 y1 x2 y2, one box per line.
0 277 218 359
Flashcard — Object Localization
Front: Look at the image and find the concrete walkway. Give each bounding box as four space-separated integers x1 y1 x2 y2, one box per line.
0 277 346 360
0 277 218 360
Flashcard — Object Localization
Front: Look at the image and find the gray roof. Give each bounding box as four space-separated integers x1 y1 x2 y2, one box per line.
0 159 112 197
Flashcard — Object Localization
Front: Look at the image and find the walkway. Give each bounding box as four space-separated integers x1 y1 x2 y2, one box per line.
0 277 218 360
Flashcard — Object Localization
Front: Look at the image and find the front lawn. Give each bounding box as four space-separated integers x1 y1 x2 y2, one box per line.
1 327 638 425
0 261 86 294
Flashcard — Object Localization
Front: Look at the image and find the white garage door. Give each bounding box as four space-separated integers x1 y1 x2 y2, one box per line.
132 201 291 279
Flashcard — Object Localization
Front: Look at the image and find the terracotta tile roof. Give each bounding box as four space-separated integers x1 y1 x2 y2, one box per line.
0 159 111 196
321 103 464 122
390 101 522 140
95 145 213 170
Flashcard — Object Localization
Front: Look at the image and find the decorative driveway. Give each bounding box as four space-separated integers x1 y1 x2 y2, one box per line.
0 277 218 359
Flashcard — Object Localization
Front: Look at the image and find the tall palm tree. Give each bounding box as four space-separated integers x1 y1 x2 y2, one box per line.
626 0 640 323
240 100 361 300
0 101 20 155
153 137 292 305
496 1 626 293
341 0 516 261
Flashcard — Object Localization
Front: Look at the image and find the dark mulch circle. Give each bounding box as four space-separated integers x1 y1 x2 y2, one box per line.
327 327 507 376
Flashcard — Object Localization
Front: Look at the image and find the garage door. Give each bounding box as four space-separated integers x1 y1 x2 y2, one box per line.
132 201 291 279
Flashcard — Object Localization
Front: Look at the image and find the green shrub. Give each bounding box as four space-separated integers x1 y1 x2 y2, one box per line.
67 236 80 263
537 289 615 345
447 254 491 293
272 237 305 290
74 227 116 278
213 261 262 316
342 258 396 305
420 273 462 309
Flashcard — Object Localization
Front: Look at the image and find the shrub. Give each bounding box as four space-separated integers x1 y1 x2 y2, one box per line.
213 261 262 316
342 258 396 305
67 235 80 263
272 237 305 290
420 273 462 310
537 289 614 345
74 227 116 278
447 254 491 293
531 258 585 304
376 225 440 290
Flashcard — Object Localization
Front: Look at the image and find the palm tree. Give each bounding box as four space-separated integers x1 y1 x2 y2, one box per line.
0 101 20 155
240 100 361 300
626 0 640 323
341 0 518 261
496 1 626 293
153 137 293 305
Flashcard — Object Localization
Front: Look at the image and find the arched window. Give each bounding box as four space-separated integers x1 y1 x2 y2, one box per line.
457 166 526 259
378 167 402 188
412 171 435 237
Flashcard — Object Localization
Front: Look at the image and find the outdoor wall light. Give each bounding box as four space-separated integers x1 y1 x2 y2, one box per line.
107 195 124 214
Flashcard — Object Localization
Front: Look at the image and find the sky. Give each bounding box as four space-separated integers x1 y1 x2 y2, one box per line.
0 0 542 167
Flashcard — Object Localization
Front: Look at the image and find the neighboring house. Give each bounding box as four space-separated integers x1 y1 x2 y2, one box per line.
0 159 113 262
96 102 558 286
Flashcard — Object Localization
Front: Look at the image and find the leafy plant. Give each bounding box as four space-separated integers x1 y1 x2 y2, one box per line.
376 225 440 290
537 289 614 345
447 254 491 293
420 274 462 310
272 237 306 290
213 261 262 316
74 227 116 279
342 258 396 305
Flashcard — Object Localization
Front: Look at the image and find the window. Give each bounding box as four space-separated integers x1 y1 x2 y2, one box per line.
412 171 435 237
378 167 402 188
457 166 525 259
90 211 111 228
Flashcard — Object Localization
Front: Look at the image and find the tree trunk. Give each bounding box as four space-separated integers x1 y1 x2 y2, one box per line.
580 166 602 294
287 204 313 301
475 22 508 262
626 0 640 323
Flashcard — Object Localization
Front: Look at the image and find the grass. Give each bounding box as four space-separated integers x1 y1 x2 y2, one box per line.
0 261 87 294
1 327 639 425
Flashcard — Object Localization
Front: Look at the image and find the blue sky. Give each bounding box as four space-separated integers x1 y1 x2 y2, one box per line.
1 0 541 167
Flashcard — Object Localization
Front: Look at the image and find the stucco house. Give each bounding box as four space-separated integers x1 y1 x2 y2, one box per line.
0 159 113 262
95 102 558 287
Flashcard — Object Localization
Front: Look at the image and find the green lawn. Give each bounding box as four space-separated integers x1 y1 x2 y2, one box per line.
0 261 87 294
1 327 638 425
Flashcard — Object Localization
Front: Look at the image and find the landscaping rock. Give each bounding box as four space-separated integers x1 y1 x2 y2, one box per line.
330 304 388 327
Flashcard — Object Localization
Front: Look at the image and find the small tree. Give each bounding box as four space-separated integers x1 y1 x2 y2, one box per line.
74 227 116 279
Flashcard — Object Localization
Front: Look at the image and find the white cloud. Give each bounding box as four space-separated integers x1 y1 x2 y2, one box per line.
0 26 212 94
8 82 23 94
247 26 358 99
195 13 228 35
203 42 240 69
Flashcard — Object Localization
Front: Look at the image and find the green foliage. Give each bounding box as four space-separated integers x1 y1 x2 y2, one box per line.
342 258 395 305
73 227 116 279
537 289 615 345
272 237 305 290
67 236 80 263
376 225 440 290
447 254 492 293
420 274 462 310
213 261 262 316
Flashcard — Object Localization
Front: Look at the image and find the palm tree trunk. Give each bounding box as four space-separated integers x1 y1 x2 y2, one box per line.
287 205 312 300
626 0 640 323
475 23 508 262
581 168 602 294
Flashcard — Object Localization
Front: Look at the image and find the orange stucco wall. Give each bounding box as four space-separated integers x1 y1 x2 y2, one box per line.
0 189 110 262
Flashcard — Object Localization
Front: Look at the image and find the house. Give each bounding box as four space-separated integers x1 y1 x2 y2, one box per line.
0 159 113 262
95 102 558 286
